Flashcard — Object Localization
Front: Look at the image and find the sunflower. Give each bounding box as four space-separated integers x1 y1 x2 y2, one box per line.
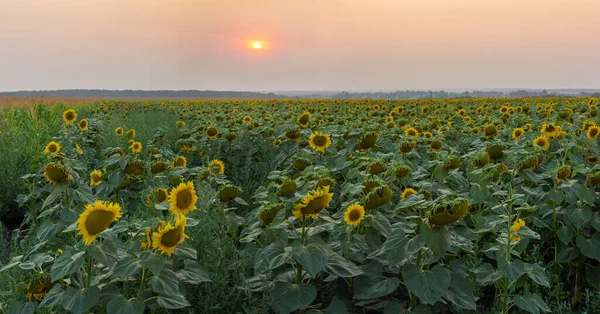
483 125 498 139
533 135 550 150
395 165 412 179
126 129 136 140
172 156 187 168
44 141 61 154
89 170 103 186
587 126 600 140
152 215 189 256
218 185 242 203
556 165 571 183
155 188 169 203
430 140 442 152
62 109 77 124
206 127 219 139
76 144 84 155
115 127 124 136
43 164 72 185
25 278 53 301
308 132 332 152
587 155 599 164
141 229 153 250
273 138 283 147
512 127 525 140
78 119 89 131
359 132 379 150
405 127 419 138
243 115 253 123
364 185 392 209
168 181 198 216
278 179 297 197
209 159 225 175
259 203 285 226
401 187 418 200
293 185 333 218
129 141 142 153
541 123 558 137
284 129 302 141
296 111 311 128
344 204 365 226
176 120 186 128
76 200 122 245
428 197 469 226
510 218 526 241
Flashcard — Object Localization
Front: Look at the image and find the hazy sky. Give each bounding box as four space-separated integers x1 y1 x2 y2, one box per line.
1 0 599 91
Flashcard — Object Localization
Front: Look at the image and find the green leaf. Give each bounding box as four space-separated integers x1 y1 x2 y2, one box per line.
369 213 392 238
514 292 551 314
176 259 211 284
557 226 573 244
576 233 600 260
139 251 165 275
7 302 37 314
322 297 348 314
39 284 64 308
270 282 317 314
497 258 526 282
525 263 550 287
291 240 329 278
73 185 94 204
557 247 579 263
88 237 119 267
106 296 145 314
324 252 363 277
0 255 23 272
148 269 180 296
403 264 451 304
19 253 53 270
174 243 197 259
354 277 400 300
51 251 85 282
422 225 450 258
156 294 191 309
255 242 289 273
474 263 502 285
112 256 142 278
444 274 476 310
569 207 592 230
61 286 101 314
36 220 61 241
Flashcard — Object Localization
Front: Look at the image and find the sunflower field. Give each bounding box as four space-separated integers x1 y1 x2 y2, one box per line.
2 97 600 313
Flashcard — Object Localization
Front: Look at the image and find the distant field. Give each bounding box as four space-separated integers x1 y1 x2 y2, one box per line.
0 97 100 108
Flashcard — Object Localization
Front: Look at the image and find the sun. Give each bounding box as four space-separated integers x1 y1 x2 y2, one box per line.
252 41 262 49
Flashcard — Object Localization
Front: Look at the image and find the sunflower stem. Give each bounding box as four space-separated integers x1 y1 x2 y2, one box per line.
137 267 147 299
86 254 93 288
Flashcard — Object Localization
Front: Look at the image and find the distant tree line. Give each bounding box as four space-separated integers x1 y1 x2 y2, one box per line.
0 89 286 99
333 90 600 99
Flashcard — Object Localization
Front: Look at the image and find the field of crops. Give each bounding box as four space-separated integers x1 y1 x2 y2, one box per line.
2 97 600 313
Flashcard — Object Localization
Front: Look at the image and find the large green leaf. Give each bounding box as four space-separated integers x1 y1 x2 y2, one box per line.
148 269 180 296
19 253 53 270
354 277 400 300
139 251 165 275
88 237 119 267
7 302 37 314
106 296 145 314
156 293 191 309
324 252 363 278
270 282 317 314
291 240 329 278
51 251 85 281
497 258 526 282
514 292 551 314
112 256 142 278
39 284 64 308
524 263 550 287
577 233 600 260
474 263 502 285
422 226 450 258
443 274 476 310
403 264 451 304
61 286 101 314
176 259 211 284
569 207 592 230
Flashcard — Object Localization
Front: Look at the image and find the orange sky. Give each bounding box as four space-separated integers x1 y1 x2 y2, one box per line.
1 0 599 91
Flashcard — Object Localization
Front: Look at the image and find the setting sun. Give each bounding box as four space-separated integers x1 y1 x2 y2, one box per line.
252 41 262 49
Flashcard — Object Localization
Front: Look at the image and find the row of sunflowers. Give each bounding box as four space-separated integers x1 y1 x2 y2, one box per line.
2 97 600 314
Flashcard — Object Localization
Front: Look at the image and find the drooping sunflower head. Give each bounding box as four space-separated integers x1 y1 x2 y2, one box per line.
293 185 334 218
398 140 416 153
344 203 365 226
206 126 219 139
152 215 188 257
394 165 412 179
489 163 509 182
209 159 225 176
483 124 499 139
44 141 61 155
89 169 103 186
296 111 311 127
364 185 393 209
314 177 336 190
512 127 525 140
125 161 145 176
76 200 122 245
587 155 599 164
130 141 142 153
115 127 124 136
401 187 418 200
428 197 469 226
78 119 89 131
430 140 443 152
541 123 558 136
308 132 332 152
126 129 136 140
25 278 53 301
555 165 571 183
472 151 490 168
151 161 169 174
486 144 506 161
587 169 600 186
359 132 379 150
43 163 72 185
168 181 198 216
284 128 302 142
218 184 242 203
442 155 461 170
278 179 298 197
292 156 312 172
516 154 540 172
62 109 77 124
367 161 387 175
155 188 169 204
172 156 187 168
259 203 285 226
532 135 550 150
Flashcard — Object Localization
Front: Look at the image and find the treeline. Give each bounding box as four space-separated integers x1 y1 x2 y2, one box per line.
0 89 286 99
334 89 600 99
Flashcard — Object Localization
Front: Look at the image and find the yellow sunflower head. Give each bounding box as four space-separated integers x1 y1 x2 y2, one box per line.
483 124 498 139
243 115 253 123
89 169 103 186
555 165 571 183
130 141 142 153
587 126 600 140
155 188 169 204
169 181 198 216
76 144 84 155
62 109 77 124
172 156 187 168
209 159 225 176
344 203 365 226
401 187 418 200
296 111 311 128
152 215 189 256
126 129 136 140
44 141 61 155
293 185 334 218
533 135 550 150
206 127 219 139
43 164 72 185
308 132 332 152
25 278 53 301
512 127 525 140
78 119 89 131
405 127 419 138
176 120 186 128
76 200 122 245
115 127 124 136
